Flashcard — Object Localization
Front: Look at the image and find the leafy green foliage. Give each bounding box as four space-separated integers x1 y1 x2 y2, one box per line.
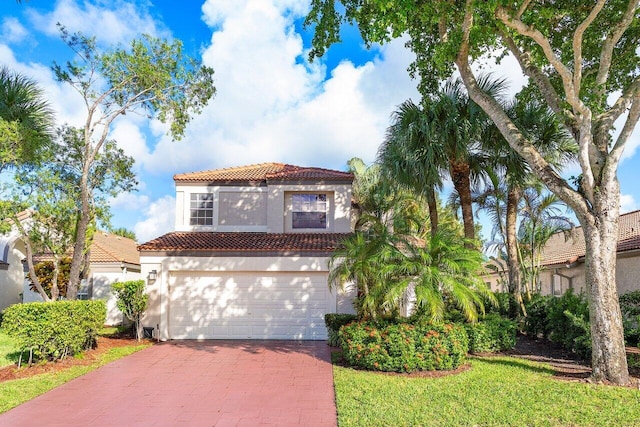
485 292 520 319
464 314 517 353
339 321 468 372
546 290 591 359
29 258 72 299
619 290 640 346
522 293 552 338
325 313 357 347
1 301 106 362
51 25 216 297
523 291 591 359
0 66 54 174
110 227 136 241
112 280 148 341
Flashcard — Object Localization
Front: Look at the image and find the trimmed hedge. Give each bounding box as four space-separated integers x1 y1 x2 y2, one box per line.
2 300 106 362
339 321 468 372
325 313 357 347
465 315 517 353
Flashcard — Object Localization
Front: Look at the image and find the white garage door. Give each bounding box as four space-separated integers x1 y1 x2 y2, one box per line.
168 272 332 340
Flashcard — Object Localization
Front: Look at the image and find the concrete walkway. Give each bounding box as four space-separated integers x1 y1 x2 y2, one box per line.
0 341 337 426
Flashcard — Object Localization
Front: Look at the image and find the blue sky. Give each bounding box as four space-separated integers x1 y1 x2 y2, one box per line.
1 0 639 243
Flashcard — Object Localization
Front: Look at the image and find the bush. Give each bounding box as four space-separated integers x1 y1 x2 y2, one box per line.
1 300 106 362
522 294 552 338
324 313 357 347
619 291 640 347
112 280 148 341
465 315 517 353
339 321 468 372
545 290 591 359
486 292 520 319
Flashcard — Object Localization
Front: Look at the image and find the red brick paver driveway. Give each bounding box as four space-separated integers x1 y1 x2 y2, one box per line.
0 341 337 427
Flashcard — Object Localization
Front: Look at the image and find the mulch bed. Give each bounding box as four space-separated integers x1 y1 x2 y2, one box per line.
332 335 640 387
0 335 145 383
501 335 640 388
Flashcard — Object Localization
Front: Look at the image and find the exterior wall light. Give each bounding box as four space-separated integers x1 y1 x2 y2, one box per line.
148 269 158 281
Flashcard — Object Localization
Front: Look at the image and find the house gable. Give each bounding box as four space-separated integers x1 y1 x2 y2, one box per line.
173 163 354 234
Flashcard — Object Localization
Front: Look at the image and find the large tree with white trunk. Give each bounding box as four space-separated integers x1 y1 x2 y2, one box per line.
53 26 216 299
306 0 639 384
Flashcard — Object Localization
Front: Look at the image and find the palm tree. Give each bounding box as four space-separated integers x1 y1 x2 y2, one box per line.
380 75 508 243
478 98 576 313
378 100 444 237
518 189 575 296
0 66 54 174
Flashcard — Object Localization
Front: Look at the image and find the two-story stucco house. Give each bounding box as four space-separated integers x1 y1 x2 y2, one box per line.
138 163 356 340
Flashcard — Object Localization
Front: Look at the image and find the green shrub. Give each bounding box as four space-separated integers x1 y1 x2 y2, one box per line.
465 315 517 353
486 292 520 319
112 280 148 341
339 321 468 372
325 313 357 347
1 300 106 362
546 290 591 359
522 294 552 338
619 291 640 347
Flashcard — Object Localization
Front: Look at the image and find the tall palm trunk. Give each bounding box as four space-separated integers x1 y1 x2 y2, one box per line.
505 186 526 316
426 187 438 237
449 160 475 244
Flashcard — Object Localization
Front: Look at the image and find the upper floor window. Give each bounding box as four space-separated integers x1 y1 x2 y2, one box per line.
292 194 327 229
190 193 214 225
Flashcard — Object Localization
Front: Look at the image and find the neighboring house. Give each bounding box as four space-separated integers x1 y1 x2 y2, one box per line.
0 211 31 311
21 231 141 325
484 209 640 297
138 162 356 340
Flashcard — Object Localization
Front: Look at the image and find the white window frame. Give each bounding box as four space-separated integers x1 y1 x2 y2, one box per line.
291 193 327 229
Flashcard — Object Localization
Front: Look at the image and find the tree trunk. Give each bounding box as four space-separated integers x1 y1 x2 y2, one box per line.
67 173 91 299
449 160 475 243
581 211 629 384
51 257 60 301
426 186 439 237
505 186 526 316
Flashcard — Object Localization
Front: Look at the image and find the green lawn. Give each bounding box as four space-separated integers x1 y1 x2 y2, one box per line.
334 356 640 427
0 331 23 368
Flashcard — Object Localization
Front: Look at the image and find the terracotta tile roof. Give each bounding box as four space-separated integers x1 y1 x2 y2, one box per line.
138 232 351 254
540 209 640 266
90 232 139 265
34 232 139 265
173 162 354 184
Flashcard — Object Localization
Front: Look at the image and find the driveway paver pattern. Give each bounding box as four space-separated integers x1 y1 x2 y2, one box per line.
0 340 337 427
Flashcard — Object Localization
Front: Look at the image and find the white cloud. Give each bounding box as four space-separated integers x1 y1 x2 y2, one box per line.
620 194 638 213
143 0 420 175
134 195 175 243
2 17 28 43
110 192 150 211
27 0 168 45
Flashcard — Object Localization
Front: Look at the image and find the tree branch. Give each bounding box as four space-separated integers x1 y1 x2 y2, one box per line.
458 2 590 218
495 7 587 117
609 95 640 168
573 0 606 93
596 0 640 91
597 77 640 136
500 30 577 133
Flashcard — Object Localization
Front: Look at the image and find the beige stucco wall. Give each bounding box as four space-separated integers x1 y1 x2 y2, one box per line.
0 239 26 311
91 265 141 325
174 183 353 234
140 254 355 340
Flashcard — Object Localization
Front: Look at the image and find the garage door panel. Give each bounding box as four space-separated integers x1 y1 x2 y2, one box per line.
169 272 331 340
